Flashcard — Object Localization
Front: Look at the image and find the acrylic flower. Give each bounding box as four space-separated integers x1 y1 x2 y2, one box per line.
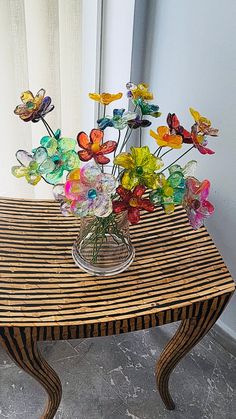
183 177 214 229
89 92 122 105
126 82 153 101
114 146 163 190
167 113 192 143
150 126 183 149
168 160 197 178
134 98 161 118
54 162 117 218
127 115 151 129
97 109 137 130
14 89 54 123
77 129 117 164
191 124 215 155
34 130 80 184
113 185 155 224
11 147 55 185
150 168 186 214
190 108 219 136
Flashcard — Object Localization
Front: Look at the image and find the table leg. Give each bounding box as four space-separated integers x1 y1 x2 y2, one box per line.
156 294 232 410
0 327 62 419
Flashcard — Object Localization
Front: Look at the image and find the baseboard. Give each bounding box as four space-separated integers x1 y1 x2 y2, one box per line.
210 321 236 358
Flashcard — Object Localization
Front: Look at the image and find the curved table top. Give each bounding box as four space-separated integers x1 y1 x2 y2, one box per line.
0 197 234 328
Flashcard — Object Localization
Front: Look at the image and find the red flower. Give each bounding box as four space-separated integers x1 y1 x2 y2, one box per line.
113 185 155 224
77 129 117 164
167 113 192 144
191 124 215 155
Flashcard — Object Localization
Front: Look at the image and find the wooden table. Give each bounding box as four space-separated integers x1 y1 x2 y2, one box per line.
0 198 234 418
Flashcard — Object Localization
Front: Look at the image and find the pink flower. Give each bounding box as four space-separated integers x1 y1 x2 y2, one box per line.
183 177 214 229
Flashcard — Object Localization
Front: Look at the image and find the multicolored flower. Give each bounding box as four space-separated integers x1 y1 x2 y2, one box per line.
134 98 161 118
54 162 117 218
191 124 215 155
97 109 137 130
39 131 80 184
167 113 192 143
114 146 163 190
149 168 186 214
190 108 219 136
88 92 123 105
126 82 153 101
14 89 54 123
150 126 183 149
113 185 155 224
183 176 214 229
11 147 55 185
127 115 151 129
77 129 117 164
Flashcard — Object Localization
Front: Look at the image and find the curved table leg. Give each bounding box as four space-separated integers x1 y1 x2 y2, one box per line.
156 294 232 410
0 327 62 419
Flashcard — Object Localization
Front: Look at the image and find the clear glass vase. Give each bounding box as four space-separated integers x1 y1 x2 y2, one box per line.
72 212 135 276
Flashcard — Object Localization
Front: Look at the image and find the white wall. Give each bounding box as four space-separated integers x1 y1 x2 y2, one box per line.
136 0 236 338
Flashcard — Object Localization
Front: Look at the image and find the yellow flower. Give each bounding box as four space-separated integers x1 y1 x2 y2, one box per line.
127 82 153 101
189 108 219 136
150 126 183 149
88 92 123 105
114 146 163 190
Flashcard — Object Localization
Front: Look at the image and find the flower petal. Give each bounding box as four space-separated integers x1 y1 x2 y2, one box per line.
98 173 117 194
113 201 128 213
139 199 155 212
99 140 117 154
63 150 80 171
77 132 90 149
93 194 113 217
133 185 146 197
58 138 76 153
90 129 104 144
20 90 35 104
80 162 101 186
11 165 27 178
116 185 132 201
114 152 134 169
38 158 55 175
16 149 33 166
78 150 93 161
128 207 140 224
53 184 66 201
45 167 64 185
88 93 101 102
121 171 139 190
95 154 110 164
34 147 48 164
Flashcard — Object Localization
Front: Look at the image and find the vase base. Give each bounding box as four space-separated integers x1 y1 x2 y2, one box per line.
72 239 135 276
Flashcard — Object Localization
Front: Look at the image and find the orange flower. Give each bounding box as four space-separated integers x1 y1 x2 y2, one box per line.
150 126 183 149
77 129 117 165
88 92 122 105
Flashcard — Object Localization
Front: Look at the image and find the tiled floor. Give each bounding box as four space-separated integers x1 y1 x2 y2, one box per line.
0 323 235 419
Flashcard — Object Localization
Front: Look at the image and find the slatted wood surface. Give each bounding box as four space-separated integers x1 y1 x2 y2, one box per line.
0 197 234 328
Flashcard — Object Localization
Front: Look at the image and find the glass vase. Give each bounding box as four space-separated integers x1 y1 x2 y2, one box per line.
72 212 135 276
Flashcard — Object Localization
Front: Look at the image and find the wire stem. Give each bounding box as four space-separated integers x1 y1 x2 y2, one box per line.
161 146 195 173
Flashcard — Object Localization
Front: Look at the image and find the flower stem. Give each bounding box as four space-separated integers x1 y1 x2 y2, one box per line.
161 146 195 172
159 148 173 159
40 116 56 138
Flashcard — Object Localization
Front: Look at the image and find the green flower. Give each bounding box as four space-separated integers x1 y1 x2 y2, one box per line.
134 98 161 118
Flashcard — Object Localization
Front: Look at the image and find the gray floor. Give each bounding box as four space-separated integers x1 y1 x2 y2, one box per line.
0 323 235 419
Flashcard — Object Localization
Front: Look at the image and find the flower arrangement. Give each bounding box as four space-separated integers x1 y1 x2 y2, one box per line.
12 83 218 274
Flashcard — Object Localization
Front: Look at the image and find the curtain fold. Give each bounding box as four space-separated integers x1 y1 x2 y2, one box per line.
0 0 135 198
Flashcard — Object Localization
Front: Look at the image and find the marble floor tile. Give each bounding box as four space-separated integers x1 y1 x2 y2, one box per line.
0 324 235 419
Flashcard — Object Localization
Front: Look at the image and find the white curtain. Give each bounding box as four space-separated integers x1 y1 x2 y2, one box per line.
0 0 135 198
